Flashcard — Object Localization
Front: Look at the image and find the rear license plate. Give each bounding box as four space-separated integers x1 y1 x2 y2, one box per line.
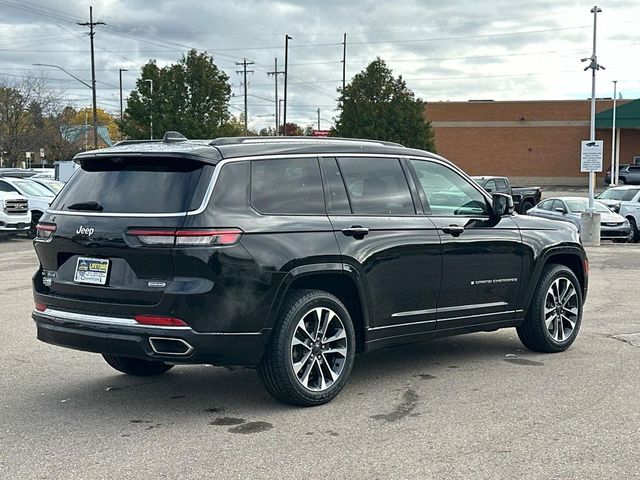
74 257 110 285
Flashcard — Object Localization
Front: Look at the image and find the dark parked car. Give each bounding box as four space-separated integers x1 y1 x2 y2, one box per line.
605 164 640 185
32 134 588 406
471 176 542 214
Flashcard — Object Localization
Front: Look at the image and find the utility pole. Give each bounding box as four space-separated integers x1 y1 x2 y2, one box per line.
580 5 604 246
610 80 618 187
267 57 284 135
283 35 291 136
78 6 104 149
317 108 321 130
119 68 128 122
278 99 283 134
341 33 347 94
236 58 254 135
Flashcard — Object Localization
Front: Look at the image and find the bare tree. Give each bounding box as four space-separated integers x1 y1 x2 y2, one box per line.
0 76 65 167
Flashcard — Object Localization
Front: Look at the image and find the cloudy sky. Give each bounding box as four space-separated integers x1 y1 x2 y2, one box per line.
1 0 639 131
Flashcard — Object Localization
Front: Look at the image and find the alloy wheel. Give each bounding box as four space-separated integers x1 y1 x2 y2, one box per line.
544 277 579 342
290 307 348 392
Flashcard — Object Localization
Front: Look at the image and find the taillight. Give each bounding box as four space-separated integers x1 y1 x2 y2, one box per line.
34 302 47 312
134 314 188 327
35 223 56 241
126 228 242 246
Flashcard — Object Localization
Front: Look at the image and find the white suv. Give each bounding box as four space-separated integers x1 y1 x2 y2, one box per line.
597 186 640 242
0 192 31 238
0 177 54 237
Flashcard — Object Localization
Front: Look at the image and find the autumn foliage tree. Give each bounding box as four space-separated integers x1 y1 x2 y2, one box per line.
333 58 436 151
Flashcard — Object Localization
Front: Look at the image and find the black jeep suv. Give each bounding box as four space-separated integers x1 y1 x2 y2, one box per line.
32 135 588 406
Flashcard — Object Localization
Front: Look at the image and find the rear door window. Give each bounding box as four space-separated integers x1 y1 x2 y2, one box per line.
336 157 415 215
250 157 325 215
484 179 497 192
495 178 509 192
51 157 213 214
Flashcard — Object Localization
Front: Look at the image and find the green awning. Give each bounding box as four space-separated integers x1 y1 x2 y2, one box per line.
596 98 640 128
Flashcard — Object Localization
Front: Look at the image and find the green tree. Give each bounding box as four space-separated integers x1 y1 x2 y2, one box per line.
333 58 435 151
121 50 232 139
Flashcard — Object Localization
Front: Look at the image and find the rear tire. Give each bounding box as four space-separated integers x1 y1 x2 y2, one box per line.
102 354 173 376
258 289 356 407
517 264 583 353
520 200 534 214
618 178 626 185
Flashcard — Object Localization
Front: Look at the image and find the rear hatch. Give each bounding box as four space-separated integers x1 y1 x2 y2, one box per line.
34 155 214 307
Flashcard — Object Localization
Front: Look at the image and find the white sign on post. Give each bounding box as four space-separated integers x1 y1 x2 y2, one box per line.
580 140 603 172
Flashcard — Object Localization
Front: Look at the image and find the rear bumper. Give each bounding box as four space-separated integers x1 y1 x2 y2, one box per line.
32 307 271 366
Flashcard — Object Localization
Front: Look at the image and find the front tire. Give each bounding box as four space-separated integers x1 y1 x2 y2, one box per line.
628 217 640 243
28 211 42 239
517 264 583 353
258 289 356 407
102 354 173 376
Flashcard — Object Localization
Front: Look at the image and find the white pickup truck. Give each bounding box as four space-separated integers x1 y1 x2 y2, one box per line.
0 192 31 238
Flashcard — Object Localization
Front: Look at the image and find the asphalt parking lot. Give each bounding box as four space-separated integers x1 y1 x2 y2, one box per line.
1 236 639 479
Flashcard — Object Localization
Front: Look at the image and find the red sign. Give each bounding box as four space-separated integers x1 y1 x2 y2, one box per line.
311 130 331 137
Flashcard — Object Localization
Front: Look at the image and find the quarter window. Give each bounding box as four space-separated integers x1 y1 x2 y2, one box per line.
538 200 553 211
251 157 325 215
410 160 489 216
336 157 414 215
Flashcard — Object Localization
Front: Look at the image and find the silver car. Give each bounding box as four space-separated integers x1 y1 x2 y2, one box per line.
596 186 640 242
527 197 631 243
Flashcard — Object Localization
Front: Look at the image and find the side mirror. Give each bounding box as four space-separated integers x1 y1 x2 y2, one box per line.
491 193 514 217
485 187 493 193
554 207 567 214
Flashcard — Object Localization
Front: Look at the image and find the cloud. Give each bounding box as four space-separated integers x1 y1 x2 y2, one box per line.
0 0 638 130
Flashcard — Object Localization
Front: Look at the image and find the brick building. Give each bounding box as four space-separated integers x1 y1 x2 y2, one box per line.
425 99 640 186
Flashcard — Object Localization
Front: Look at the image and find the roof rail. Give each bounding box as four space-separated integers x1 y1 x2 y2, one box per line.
113 131 189 147
209 136 404 147
112 139 163 146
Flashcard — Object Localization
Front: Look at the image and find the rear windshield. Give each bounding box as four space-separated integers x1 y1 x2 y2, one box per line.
51 157 213 214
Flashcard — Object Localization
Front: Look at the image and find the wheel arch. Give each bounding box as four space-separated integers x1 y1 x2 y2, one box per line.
523 247 588 313
266 264 370 353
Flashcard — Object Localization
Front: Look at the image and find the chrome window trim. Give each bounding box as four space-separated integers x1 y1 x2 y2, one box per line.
45 151 470 218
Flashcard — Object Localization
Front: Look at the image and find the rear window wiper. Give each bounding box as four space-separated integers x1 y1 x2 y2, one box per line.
67 201 104 211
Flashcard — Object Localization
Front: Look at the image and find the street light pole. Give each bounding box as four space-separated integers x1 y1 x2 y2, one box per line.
119 68 128 122
580 5 604 246
145 79 153 140
610 80 617 187
283 34 291 136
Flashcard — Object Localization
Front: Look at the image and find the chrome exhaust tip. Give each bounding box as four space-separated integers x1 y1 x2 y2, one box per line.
148 337 194 356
